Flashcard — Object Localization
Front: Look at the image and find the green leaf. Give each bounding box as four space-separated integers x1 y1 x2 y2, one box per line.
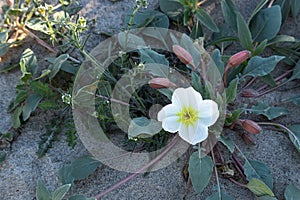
0 30 9 43
291 0 300 18
26 18 49 35
211 23 235 50
191 71 204 94
261 74 277 87
237 12 253 50
221 0 238 31
0 151 7 164
267 35 296 46
128 117 162 138
244 159 273 189
139 48 169 66
52 184 71 200
188 153 213 193
212 49 224 75
20 48 38 75
22 93 43 121
118 32 146 50
69 195 96 200
0 43 11 57
48 54 69 79
58 165 75 185
70 156 101 180
12 106 23 128
287 125 300 152
248 102 289 120
257 195 278 200
38 101 61 110
274 0 291 23
218 135 235 153
8 90 29 112
290 60 300 80
36 180 51 200
243 56 285 77
248 0 269 23
247 178 275 197
180 33 201 68
159 0 183 20
284 183 300 200
250 6 282 42
225 109 242 126
195 8 219 32
157 88 173 100
206 190 234 200
253 39 267 56
125 10 169 29
60 61 78 75
226 78 238 103
30 81 53 97
190 21 203 40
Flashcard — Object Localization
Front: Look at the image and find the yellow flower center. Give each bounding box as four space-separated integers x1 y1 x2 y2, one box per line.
177 106 199 127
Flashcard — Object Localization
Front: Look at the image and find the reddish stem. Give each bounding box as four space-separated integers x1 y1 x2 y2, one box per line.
229 178 247 188
20 25 58 54
231 154 246 179
256 69 293 92
94 135 180 199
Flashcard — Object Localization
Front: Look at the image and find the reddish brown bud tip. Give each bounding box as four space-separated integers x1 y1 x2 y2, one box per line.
6 0 14 8
240 119 262 134
242 132 257 145
229 50 251 67
240 89 258 98
148 78 176 89
172 45 195 70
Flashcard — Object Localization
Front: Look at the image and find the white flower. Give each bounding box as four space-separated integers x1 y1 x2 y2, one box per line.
157 87 219 145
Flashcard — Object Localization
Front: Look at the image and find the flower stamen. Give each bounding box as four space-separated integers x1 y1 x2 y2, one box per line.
177 106 199 127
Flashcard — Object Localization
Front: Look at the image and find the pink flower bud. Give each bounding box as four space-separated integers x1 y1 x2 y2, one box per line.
240 89 258 98
148 78 176 89
229 50 251 67
172 45 196 70
6 0 14 8
240 119 262 134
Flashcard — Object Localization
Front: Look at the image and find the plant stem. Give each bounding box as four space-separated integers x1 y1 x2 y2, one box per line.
197 0 208 7
268 0 275 8
211 147 221 199
19 25 58 54
257 122 295 138
96 94 130 106
242 77 256 89
256 69 293 92
231 154 246 180
229 178 247 188
94 134 181 199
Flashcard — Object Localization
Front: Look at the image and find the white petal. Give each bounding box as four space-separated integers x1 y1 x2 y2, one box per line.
161 116 180 133
197 100 219 126
172 87 202 108
178 123 208 145
157 104 180 121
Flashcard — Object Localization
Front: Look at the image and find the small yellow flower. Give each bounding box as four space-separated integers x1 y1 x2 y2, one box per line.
157 87 219 145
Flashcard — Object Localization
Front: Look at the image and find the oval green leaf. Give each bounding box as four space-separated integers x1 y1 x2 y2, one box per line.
284 183 300 200
195 8 219 32
188 152 213 193
247 178 275 197
70 156 101 180
250 5 282 42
